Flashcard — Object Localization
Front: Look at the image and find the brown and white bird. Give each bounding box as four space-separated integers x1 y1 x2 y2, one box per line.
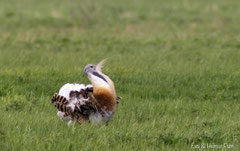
51 60 120 125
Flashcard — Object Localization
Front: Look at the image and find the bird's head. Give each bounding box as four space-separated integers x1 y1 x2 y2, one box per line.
84 60 109 85
84 64 96 77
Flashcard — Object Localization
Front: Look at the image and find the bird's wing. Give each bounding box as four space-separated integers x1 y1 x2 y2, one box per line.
69 88 105 117
51 83 104 124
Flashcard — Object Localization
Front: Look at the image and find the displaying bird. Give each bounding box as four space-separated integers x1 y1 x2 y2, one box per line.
51 60 120 125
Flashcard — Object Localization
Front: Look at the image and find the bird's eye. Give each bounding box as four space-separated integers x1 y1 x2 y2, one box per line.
90 65 94 68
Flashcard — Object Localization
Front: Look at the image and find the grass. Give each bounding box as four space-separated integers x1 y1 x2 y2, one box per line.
0 0 240 150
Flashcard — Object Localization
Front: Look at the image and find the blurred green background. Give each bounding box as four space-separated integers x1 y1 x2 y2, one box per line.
0 0 240 150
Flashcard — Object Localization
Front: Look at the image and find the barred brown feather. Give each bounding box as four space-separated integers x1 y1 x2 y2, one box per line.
51 93 72 116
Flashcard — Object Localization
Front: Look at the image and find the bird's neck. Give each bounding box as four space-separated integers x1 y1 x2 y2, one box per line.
89 73 110 89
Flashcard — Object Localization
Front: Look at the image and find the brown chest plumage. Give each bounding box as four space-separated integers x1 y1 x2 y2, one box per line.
93 87 117 112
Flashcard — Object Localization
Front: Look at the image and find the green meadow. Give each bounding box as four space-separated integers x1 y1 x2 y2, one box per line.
0 0 240 150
